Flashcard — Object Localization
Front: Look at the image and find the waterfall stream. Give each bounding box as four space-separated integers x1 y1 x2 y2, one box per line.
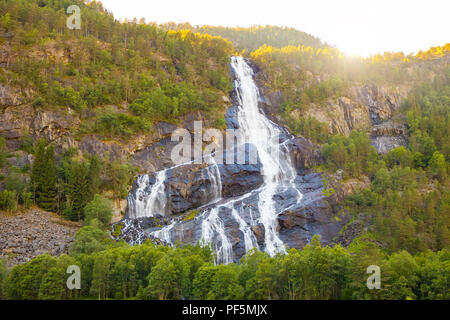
124 56 303 264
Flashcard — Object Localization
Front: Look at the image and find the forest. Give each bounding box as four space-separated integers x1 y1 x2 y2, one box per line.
1 234 448 300
0 0 448 301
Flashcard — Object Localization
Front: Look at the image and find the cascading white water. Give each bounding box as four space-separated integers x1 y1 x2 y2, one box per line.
127 170 168 219
230 56 300 256
153 221 175 244
230 206 258 252
126 56 303 264
201 208 233 264
204 155 223 202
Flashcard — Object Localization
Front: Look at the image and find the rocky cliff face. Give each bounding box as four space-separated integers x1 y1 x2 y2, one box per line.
0 99 222 174
254 67 412 155
370 116 409 154
0 104 78 152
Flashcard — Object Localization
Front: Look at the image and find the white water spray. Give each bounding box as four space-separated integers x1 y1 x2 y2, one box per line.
127 170 168 219
230 56 300 255
126 56 303 263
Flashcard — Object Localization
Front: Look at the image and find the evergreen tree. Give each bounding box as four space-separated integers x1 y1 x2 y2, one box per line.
88 156 102 196
66 161 91 221
31 140 56 211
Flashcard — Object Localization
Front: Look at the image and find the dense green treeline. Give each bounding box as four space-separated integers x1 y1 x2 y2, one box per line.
193 25 324 53
160 23 324 52
0 0 233 140
404 68 450 161
1 234 448 300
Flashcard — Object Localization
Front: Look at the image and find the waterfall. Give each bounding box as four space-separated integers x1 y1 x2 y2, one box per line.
153 221 175 244
198 57 302 262
124 56 303 263
127 170 168 219
201 208 233 264
204 155 223 203
231 56 299 255
230 206 258 253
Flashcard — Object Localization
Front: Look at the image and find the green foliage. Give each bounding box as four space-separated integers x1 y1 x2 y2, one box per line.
303 76 346 104
84 195 113 229
346 168 449 253
283 113 330 144
0 190 17 212
129 81 207 122
385 146 413 168
3 234 449 300
61 155 106 221
4 170 31 208
147 254 189 300
340 73 450 254
322 131 379 178
82 109 151 139
4 254 54 300
207 264 243 300
1 0 233 141
37 255 77 300
64 160 92 221
0 137 8 168
69 224 111 257
105 159 136 203
428 151 447 181
0 259 7 299
404 72 450 160
183 209 199 221
112 223 124 238
191 25 324 52
192 263 216 299
31 140 56 211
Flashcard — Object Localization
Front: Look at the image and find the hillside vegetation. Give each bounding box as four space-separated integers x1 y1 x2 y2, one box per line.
0 0 448 301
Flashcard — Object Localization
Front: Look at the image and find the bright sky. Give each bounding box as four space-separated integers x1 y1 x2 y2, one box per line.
100 0 450 57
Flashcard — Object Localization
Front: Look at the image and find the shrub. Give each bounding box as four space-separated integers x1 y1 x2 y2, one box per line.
84 195 113 229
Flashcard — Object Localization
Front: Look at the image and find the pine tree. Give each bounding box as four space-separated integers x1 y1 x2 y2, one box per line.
66 161 92 221
31 140 45 200
31 140 56 211
39 145 57 211
88 156 102 196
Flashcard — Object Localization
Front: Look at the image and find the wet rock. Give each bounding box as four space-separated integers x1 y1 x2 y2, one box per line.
126 153 264 218
251 224 265 246
130 137 178 172
127 141 264 218
112 216 172 245
218 162 263 198
289 137 323 174
224 106 239 129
